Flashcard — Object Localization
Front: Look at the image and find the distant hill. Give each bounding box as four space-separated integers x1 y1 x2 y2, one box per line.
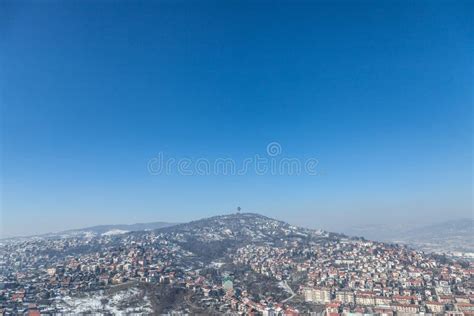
346 218 474 254
403 218 473 239
2 221 178 240
139 213 333 261
159 212 330 241
5 214 472 257
1 213 334 262
61 221 177 235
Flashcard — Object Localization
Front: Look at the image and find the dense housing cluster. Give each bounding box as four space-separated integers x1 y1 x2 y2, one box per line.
232 239 474 315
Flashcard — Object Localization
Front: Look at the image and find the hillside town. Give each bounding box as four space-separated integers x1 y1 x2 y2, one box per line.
0 214 473 315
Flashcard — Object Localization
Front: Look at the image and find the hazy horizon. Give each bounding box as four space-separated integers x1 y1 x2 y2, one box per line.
1 1 472 238
1 209 471 239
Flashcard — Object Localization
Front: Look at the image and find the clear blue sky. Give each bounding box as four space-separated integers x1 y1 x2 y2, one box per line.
1 0 472 237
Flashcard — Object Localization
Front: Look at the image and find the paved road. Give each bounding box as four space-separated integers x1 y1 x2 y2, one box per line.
281 280 296 303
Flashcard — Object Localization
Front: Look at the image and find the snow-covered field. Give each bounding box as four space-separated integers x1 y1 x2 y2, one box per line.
54 287 152 315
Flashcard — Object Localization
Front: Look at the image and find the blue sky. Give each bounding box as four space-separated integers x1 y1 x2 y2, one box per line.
1 0 472 237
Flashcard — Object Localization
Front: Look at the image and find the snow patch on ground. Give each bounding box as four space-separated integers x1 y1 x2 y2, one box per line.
82 231 97 238
102 229 129 236
54 287 152 314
